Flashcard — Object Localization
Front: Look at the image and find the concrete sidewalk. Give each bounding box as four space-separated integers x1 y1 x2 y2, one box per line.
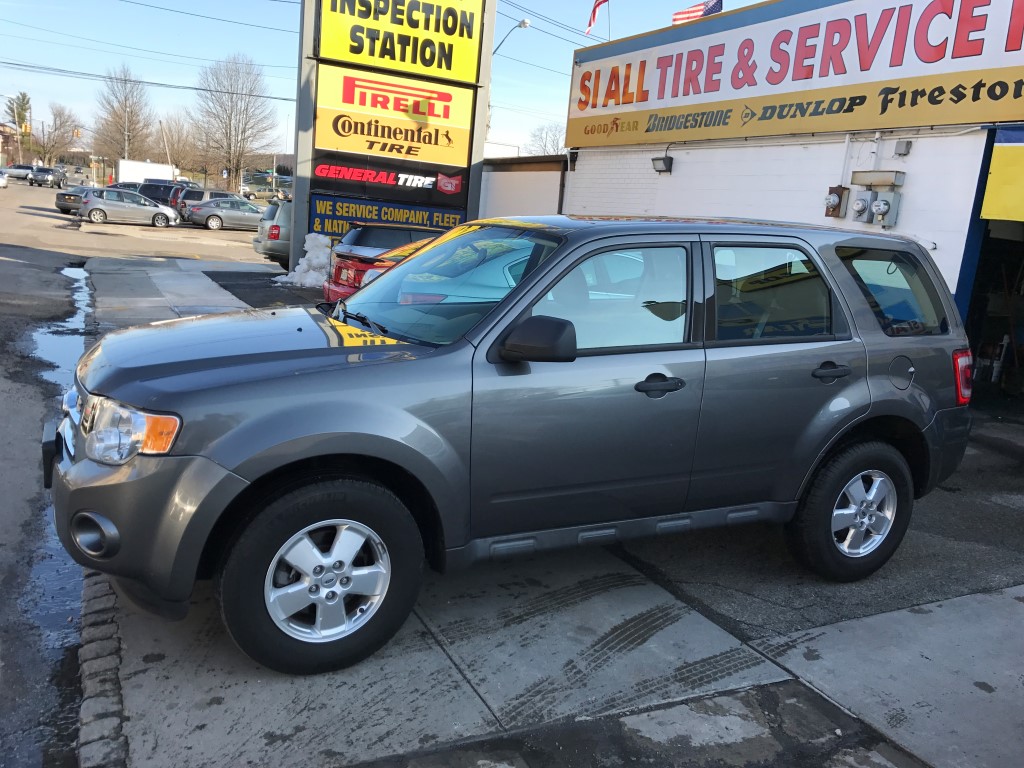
74 258 1024 768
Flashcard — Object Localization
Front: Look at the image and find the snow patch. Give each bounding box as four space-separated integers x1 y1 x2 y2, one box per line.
273 233 331 289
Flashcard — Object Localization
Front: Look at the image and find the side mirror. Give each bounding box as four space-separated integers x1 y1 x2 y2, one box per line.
499 315 577 363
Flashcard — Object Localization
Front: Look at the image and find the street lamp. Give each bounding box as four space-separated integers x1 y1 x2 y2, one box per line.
493 18 530 54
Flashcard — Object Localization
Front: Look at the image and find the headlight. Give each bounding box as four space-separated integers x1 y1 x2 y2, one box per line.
82 396 181 465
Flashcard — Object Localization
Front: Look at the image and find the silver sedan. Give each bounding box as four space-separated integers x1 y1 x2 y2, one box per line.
189 198 264 231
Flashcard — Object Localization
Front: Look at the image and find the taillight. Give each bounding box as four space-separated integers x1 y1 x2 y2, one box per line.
953 349 972 406
399 293 446 305
268 225 280 240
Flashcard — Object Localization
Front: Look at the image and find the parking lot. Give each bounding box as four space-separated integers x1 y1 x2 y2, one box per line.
3 176 1023 768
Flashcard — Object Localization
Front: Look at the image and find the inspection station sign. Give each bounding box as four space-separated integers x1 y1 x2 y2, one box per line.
567 0 1024 147
319 0 487 85
315 63 474 166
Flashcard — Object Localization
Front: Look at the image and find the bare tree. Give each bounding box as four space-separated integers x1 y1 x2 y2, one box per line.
93 64 154 161
158 112 198 173
35 104 80 165
193 54 278 192
524 122 566 156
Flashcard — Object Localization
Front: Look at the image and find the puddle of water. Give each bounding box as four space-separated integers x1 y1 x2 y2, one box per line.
13 266 92 767
31 267 89 389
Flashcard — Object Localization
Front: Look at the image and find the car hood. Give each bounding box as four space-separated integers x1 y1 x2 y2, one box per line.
77 307 429 401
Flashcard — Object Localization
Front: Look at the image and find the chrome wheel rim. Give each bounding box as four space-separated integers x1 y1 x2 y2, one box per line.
208 217 221 230
154 214 167 227
831 470 896 558
264 519 391 643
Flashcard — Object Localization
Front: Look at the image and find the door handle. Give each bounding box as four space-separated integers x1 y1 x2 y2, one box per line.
812 362 852 380
635 374 685 398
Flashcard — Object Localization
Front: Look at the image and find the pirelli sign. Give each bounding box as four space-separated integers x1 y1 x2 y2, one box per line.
319 0 485 85
315 64 473 166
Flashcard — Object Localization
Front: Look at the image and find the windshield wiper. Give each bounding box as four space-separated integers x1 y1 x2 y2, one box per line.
330 300 389 336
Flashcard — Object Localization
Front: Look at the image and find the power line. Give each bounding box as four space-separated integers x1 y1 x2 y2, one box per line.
116 0 299 34
0 18 297 68
0 33 297 80
495 52 571 78
495 9 588 47
501 1 607 43
0 60 296 102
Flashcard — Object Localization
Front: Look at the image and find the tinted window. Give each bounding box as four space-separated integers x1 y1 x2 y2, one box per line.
260 205 280 221
342 227 413 249
184 191 202 201
211 192 233 199
714 246 831 341
836 247 948 336
536 247 688 350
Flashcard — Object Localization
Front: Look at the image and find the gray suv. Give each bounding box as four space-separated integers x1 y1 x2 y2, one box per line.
44 217 972 674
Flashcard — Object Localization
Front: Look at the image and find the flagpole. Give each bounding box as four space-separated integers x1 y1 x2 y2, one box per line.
607 2 611 40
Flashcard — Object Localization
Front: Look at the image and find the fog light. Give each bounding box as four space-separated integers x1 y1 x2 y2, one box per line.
71 512 121 558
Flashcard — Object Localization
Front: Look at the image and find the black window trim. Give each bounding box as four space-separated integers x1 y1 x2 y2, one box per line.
702 239 851 347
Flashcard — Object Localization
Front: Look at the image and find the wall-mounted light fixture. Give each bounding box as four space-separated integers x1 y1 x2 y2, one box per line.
652 155 673 174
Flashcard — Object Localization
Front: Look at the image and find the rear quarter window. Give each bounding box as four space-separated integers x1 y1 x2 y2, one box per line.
836 247 949 336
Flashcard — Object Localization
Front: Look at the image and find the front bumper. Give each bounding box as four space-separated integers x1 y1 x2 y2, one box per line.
43 417 249 608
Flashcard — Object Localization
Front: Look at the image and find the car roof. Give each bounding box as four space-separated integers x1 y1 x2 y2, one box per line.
350 221 445 233
470 214 923 247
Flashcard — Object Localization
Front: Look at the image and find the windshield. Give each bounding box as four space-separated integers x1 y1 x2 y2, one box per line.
343 224 562 345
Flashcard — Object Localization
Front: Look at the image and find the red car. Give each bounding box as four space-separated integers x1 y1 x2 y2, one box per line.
323 236 435 302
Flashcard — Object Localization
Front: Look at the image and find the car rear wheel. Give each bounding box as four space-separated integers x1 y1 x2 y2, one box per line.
206 216 223 230
152 213 169 228
785 441 912 582
217 478 424 674
88 209 107 224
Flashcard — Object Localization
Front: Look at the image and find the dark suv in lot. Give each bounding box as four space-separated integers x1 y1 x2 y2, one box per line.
44 217 972 675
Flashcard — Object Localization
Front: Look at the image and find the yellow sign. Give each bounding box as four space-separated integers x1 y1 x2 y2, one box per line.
319 0 485 85
982 129 1024 223
569 0 1024 147
315 64 473 165
568 67 1024 147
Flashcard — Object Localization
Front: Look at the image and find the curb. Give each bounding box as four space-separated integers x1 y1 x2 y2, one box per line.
77 571 128 768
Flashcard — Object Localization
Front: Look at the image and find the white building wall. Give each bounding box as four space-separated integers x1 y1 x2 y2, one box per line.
565 129 990 292
479 170 562 218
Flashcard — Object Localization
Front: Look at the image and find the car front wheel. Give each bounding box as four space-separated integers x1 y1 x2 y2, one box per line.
785 441 913 582
152 213 169 228
217 478 424 674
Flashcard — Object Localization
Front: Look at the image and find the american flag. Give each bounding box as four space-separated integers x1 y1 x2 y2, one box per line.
585 0 608 35
673 0 723 25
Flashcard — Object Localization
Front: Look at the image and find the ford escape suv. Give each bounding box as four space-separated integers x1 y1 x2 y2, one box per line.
43 217 972 674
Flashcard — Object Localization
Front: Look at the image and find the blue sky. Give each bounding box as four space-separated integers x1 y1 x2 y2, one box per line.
0 0 760 156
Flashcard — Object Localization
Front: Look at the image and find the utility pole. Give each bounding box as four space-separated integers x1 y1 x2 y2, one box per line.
159 119 173 170
123 107 130 160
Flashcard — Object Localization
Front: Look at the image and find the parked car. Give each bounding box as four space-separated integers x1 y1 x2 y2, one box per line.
327 223 443 278
44 216 972 675
5 164 36 180
136 182 182 207
241 184 286 201
73 166 84 175
188 198 264 230
55 186 94 215
253 199 292 268
79 188 180 227
28 166 68 188
172 188 241 220
0 170 7 189
324 236 434 302
108 182 142 192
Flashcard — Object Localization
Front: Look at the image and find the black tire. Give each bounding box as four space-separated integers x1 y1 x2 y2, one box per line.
785 441 913 582
246 193 256 200
28 180 34 186
205 215 223 231
217 478 424 674
88 208 107 224
152 213 169 228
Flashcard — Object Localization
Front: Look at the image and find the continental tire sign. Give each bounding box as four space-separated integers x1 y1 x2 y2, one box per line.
319 0 485 84
568 0 1024 146
315 64 473 166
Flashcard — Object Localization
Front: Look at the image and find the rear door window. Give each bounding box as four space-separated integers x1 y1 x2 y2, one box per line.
836 247 949 336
